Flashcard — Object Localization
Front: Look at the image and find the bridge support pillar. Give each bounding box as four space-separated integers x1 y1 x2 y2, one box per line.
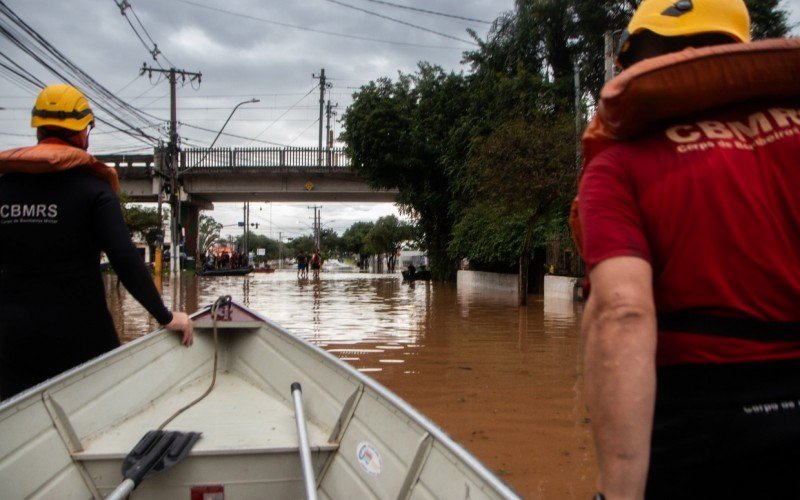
180 204 200 261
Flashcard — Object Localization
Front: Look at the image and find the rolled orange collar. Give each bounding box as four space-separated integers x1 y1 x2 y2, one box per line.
583 38 800 166
0 138 119 193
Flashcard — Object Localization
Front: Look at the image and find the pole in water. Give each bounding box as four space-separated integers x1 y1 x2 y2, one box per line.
291 382 318 500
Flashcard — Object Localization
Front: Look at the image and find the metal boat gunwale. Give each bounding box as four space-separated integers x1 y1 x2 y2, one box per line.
215 303 521 499
0 301 521 499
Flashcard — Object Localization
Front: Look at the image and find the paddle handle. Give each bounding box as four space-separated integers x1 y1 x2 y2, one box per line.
105 478 135 500
291 382 319 500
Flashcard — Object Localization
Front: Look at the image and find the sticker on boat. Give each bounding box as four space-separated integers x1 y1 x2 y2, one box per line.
356 442 382 476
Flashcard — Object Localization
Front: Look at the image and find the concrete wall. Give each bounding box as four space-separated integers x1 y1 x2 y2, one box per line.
457 270 517 293
544 275 581 301
457 271 583 302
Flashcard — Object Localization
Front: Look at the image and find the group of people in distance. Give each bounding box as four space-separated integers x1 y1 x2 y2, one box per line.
201 251 249 271
295 250 322 279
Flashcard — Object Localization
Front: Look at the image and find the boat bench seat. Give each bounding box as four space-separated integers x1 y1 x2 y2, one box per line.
74 372 337 460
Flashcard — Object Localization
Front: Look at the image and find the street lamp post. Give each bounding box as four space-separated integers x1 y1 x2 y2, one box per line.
171 98 260 274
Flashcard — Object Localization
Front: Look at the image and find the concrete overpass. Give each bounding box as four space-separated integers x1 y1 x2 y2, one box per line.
98 147 398 259
102 147 398 209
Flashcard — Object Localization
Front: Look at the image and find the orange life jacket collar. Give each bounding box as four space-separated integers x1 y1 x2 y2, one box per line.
571 38 800 257
0 138 119 193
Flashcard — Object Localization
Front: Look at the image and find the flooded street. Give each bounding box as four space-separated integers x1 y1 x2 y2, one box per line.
104 271 598 498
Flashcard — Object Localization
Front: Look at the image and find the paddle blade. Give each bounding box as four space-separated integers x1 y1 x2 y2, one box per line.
122 430 201 486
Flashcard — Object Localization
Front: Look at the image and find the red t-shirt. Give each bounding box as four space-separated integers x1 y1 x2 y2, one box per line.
579 101 800 366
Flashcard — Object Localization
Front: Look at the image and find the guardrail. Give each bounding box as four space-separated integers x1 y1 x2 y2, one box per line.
181 147 351 170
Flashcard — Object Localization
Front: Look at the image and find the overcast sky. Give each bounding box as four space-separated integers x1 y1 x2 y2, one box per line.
2 0 798 241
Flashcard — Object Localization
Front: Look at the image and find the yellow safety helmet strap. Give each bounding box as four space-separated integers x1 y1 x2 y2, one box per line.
31 108 94 123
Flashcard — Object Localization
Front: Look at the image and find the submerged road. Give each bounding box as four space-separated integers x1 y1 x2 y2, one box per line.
104 271 597 498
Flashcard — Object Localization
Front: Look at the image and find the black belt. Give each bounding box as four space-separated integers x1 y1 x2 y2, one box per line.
658 313 800 341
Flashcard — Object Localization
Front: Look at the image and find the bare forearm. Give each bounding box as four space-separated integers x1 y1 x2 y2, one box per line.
584 297 657 500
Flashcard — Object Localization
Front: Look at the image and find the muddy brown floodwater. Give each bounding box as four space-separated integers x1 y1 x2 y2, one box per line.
104 271 599 498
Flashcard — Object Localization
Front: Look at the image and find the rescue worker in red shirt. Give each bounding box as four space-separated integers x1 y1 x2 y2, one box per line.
576 1 800 498
0 84 194 399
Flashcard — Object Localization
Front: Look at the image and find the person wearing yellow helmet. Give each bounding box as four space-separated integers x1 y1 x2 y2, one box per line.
0 84 194 399
30 83 96 150
577 1 800 498
617 0 750 69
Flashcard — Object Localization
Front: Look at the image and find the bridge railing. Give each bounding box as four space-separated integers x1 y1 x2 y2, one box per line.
181 147 351 170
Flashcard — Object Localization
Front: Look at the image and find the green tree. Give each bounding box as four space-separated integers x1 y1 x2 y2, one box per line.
450 116 575 302
198 214 223 256
341 64 469 280
341 221 375 269
286 235 315 256
319 228 342 258
745 0 792 39
365 215 415 273
119 194 163 257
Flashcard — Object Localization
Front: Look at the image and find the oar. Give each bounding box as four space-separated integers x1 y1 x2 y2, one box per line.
291 382 319 500
105 430 201 500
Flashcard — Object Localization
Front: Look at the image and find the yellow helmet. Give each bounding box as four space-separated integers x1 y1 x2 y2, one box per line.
618 0 750 62
31 84 94 131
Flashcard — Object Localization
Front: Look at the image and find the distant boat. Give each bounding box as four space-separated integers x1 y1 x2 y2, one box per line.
196 266 253 277
402 269 432 281
0 300 520 499
253 265 276 273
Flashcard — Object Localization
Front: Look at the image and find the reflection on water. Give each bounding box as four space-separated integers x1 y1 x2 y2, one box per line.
104 271 597 498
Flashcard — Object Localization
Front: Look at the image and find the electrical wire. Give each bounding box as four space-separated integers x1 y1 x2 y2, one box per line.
0 51 44 87
0 3 161 147
355 0 491 24
114 0 175 67
173 0 467 50
324 0 477 45
288 118 320 146
179 122 288 147
247 84 318 145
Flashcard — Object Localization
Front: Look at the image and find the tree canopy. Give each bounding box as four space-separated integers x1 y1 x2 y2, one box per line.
341 0 792 281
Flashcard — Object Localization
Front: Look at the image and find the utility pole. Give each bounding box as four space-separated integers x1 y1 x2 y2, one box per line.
140 64 201 275
325 100 338 166
242 202 249 259
308 205 322 250
312 69 332 166
604 31 615 82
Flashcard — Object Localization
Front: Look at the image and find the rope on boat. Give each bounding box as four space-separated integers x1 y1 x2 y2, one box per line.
157 295 230 430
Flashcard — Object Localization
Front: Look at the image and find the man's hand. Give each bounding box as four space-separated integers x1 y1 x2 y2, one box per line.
583 256 657 500
165 311 194 346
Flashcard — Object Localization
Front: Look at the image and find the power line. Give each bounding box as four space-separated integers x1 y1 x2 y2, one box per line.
355 0 491 25
0 51 44 87
114 0 175 67
324 0 477 45
288 118 320 146
0 2 162 147
173 0 467 50
247 84 318 145
179 121 289 147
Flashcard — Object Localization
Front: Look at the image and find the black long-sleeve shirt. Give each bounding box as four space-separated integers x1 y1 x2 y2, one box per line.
0 170 171 398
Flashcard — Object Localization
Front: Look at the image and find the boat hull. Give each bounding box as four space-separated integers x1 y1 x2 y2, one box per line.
196 266 253 277
0 302 519 499
402 269 432 281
